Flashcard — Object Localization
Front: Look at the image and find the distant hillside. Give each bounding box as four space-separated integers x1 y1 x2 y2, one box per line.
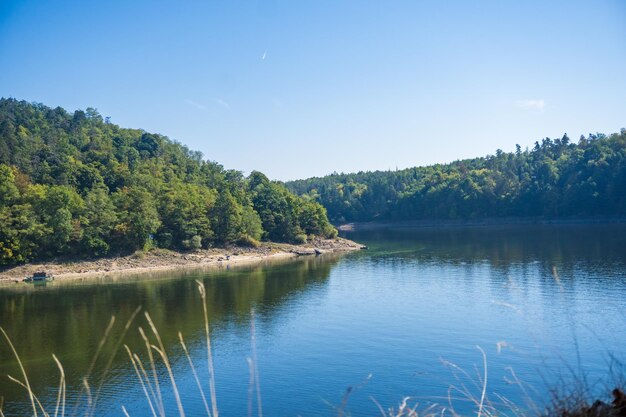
0 99 336 265
286 130 626 224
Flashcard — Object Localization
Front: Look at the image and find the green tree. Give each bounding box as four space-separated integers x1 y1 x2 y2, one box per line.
112 187 160 251
211 189 244 244
82 186 117 255
157 183 216 250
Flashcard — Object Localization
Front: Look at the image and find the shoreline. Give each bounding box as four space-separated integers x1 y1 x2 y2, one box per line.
0 237 365 284
338 216 626 231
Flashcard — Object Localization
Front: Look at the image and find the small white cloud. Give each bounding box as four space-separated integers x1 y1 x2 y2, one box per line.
515 99 545 110
215 98 231 110
261 50 267 60
185 99 208 111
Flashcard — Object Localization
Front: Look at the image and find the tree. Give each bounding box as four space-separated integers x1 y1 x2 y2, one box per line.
112 187 160 252
211 189 244 244
82 186 117 255
157 184 216 250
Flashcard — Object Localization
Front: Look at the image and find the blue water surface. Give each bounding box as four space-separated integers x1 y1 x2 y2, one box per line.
0 224 625 416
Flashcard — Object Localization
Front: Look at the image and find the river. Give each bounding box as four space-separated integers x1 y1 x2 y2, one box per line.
1 223 625 416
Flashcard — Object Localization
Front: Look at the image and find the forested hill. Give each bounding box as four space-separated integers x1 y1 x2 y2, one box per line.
0 98 336 266
286 130 626 224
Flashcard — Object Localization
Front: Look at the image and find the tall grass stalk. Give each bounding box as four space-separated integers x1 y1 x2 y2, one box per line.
476 346 488 417
6 376 47 416
138 326 165 417
52 354 65 417
132 351 160 412
246 358 256 417
82 378 92 411
440 349 497 417
124 345 157 417
333 373 372 417
178 332 212 417
0 326 38 417
69 316 116 415
249 308 263 417
145 312 186 417
377 396 424 417
196 279 219 417
504 367 541 416
90 306 142 417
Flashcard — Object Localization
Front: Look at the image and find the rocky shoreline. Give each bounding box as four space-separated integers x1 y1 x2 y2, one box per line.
0 237 365 283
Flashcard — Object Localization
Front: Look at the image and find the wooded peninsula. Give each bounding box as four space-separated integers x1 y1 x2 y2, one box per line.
0 99 337 267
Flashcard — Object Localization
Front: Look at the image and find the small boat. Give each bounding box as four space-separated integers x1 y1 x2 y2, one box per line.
23 271 54 283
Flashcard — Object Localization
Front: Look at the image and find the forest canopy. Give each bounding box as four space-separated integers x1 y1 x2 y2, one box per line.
286 130 626 224
0 98 336 266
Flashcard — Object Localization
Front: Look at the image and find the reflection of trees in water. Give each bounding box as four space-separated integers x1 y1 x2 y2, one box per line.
0 255 341 411
346 225 626 329
347 224 626 270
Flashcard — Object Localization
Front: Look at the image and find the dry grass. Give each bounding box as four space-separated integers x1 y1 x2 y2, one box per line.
0 281 219 417
1 283 623 417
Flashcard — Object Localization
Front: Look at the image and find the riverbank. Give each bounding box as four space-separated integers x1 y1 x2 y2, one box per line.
338 216 626 231
0 237 365 283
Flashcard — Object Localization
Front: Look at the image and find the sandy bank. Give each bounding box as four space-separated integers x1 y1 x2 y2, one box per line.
0 237 365 283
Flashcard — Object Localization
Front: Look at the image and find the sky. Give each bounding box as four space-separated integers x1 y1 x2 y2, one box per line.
1 0 625 181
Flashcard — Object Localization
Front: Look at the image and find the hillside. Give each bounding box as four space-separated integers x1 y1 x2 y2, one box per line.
286 131 626 224
0 99 336 266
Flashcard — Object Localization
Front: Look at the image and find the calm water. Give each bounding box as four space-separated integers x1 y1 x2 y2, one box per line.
1 224 625 416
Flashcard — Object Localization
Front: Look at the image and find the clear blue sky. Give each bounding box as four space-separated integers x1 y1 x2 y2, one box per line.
1 1 625 181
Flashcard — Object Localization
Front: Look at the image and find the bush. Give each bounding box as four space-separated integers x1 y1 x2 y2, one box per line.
294 233 307 244
182 235 202 251
237 235 261 248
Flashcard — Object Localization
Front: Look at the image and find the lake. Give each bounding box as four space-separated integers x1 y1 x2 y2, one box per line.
1 224 625 416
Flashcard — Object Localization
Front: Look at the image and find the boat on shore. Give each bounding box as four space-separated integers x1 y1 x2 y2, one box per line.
23 271 54 283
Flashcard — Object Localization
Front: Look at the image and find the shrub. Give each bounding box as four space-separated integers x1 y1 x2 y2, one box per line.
294 233 307 244
237 235 261 248
183 235 203 251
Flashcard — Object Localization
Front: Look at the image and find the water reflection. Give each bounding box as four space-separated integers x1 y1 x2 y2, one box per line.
344 223 626 272
0 254 341 416
0 224 624 417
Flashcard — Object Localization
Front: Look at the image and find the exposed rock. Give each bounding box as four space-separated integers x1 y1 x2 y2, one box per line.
0 237 365 283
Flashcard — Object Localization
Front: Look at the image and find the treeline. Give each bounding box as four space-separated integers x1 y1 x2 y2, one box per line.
286 131 626 224
0 99 336 266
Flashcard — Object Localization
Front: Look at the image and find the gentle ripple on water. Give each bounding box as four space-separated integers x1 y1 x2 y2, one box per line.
0 224 625 416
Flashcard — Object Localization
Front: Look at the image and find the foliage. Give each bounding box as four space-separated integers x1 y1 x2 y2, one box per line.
248 171 337 242
0 98 336 265
286 132 626 224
